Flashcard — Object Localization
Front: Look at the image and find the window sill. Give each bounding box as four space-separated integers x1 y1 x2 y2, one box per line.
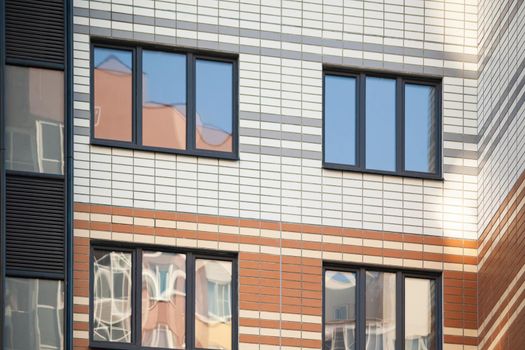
90 138 239 161
322 162 444 181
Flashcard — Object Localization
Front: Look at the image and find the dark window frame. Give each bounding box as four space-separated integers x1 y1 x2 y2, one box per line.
322 263 442 350
89 241 238 350
323 67 443 180
90 39 239 160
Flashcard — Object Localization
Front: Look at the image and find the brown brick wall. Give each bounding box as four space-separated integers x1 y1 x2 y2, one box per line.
72 202 480 349
478 171 525 350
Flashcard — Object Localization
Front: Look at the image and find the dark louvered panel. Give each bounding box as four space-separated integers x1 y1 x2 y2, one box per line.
6 174 65 275
5 0 65 65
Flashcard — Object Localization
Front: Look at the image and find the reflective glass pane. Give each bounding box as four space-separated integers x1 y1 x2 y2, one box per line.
324 75 357 165
365 271 396 350
195 259 233 350
142 251 186 348
4 278 64 350
94 47 133 142
365 77 396 171
93 251 132 343
5 65 64 174
324 270 356 350
142 51 187 149
196 60 233 152
405 278 437 350
405 84 438 173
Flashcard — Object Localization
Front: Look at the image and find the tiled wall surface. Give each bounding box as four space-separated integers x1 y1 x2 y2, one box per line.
73 0 479 240
72 203 478 350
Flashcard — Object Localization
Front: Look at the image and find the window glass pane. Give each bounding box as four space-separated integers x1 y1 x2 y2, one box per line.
324 270 356 350
404 84 438 174
195 259 232 350
5 65 64 174
365 271 396 350
324 75 357 165
93 47 133 142
365 77 396 171
405 278 437 350
142 51 187 150
142 251 186 348
4 278 64 350
93 251 133 343
196 60 233 153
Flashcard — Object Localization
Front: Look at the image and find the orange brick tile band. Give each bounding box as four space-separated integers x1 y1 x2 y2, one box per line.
72 202 479 350
478 171 525 350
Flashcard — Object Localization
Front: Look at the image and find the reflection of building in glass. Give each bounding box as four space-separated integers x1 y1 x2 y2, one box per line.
93 251 132 343
4 278 64 350
142 252 186 348
94 55 233 151
195 260 233 350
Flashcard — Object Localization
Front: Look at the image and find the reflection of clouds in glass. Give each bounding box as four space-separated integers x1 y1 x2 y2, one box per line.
93 251 132 343
142 252 186 349
195 259 233 350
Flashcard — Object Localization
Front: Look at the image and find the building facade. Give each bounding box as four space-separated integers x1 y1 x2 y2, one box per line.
0 0 524 349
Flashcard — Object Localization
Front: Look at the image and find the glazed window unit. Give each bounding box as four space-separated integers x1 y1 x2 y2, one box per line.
90 245 237 350
324 265 442 350
90 42 239 160
323 69 442 179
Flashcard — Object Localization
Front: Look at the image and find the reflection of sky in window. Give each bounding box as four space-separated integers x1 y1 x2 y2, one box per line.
94 47 132 69
405 84 436 173
196 60 232 133
365 77 396 171
143 50 186 107
324 75 357 165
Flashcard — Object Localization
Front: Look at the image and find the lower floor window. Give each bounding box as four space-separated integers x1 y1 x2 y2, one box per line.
4 277 64 350
324 266 441 350
91 245 237 350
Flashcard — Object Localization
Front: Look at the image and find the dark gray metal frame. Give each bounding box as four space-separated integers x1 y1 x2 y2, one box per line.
90 39 239 161
322 67 443 180
89 241 239 350
0 0 71 347
322 262 443 350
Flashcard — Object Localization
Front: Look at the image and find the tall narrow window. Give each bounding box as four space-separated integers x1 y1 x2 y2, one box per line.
405 278 437 350
404 84 438 174
324 75 357 166
93 47 133 142
142 252 186 348
324 270 357 350
142 51 187 150
92 250 133 343
195 259 233 350
365 77 396 172
195 60 234 153
5 66 64 174
365 271 396 350
4 278 64 350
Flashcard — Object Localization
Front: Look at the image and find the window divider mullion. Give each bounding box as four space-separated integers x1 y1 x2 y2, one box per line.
187 53 196 152
359 73 366 171
396 78 404 174
357 268 366 350
396 271 404 350
135 47 143 146
135 248 143 347
186 253 195 350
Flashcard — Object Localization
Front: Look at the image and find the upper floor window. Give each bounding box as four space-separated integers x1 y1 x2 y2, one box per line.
90 245 237 350
323 70 441 179
91 43 238 159
324 265 441 350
